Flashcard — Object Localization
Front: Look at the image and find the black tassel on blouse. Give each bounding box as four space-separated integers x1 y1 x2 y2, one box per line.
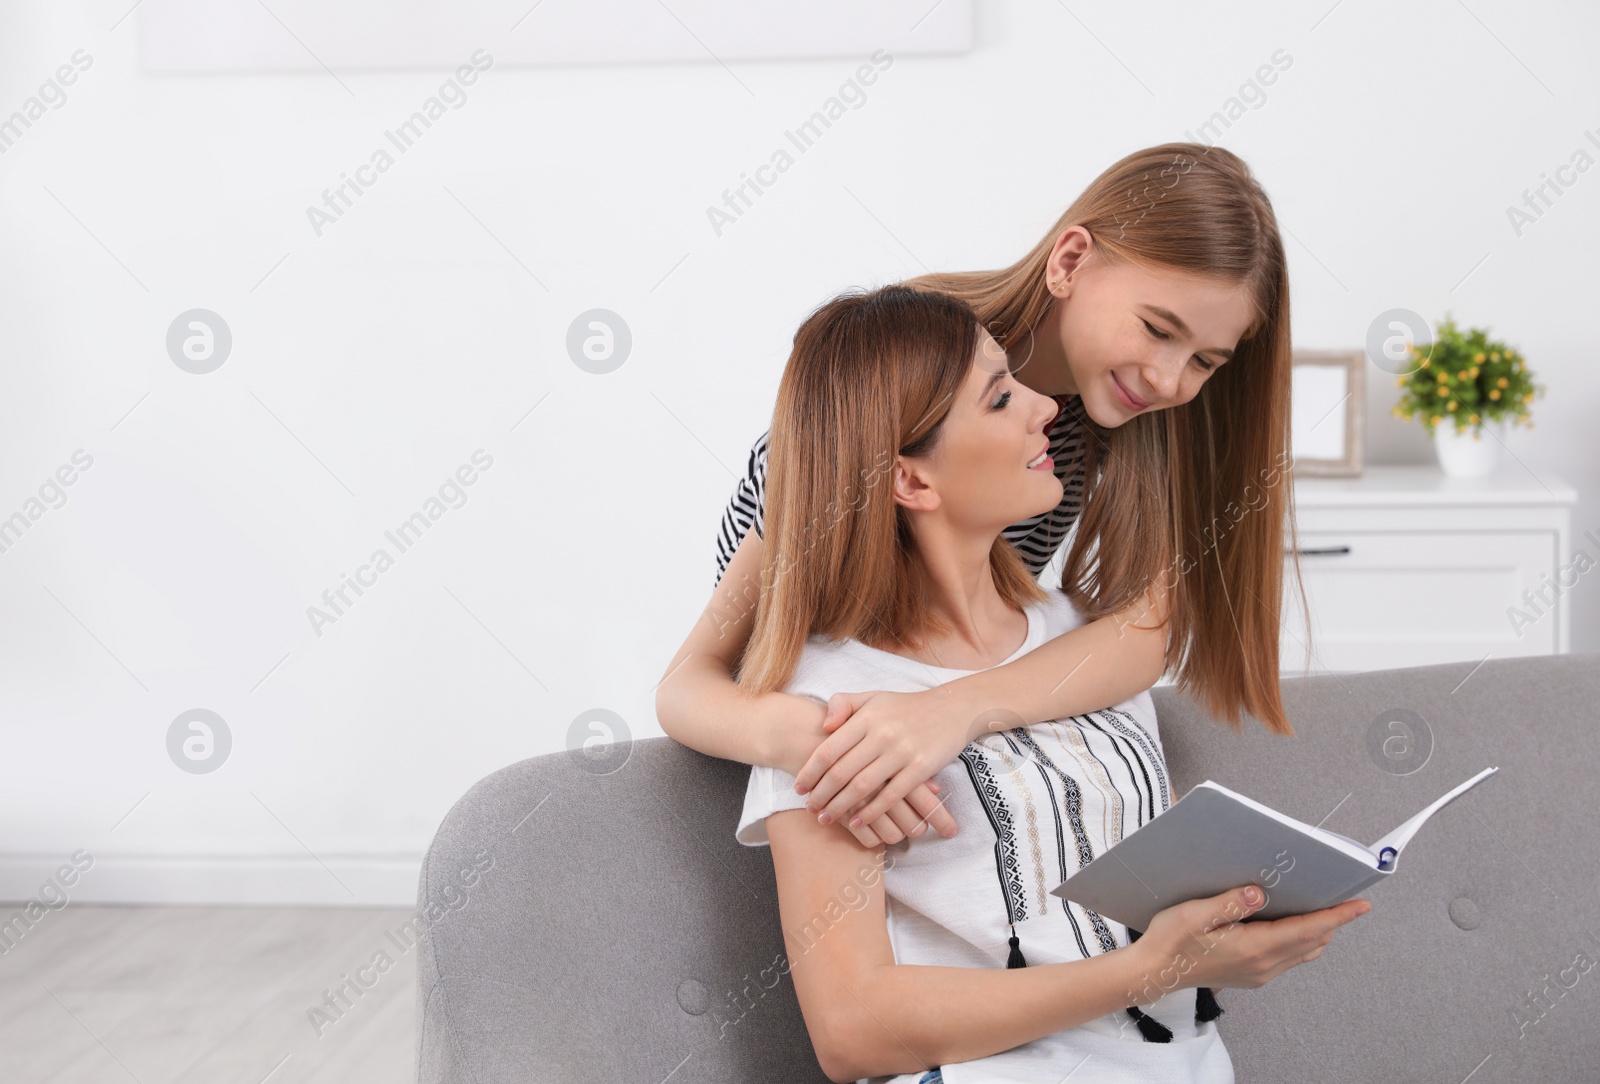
1118 925 1222 1040
1006 921 1224 1039
1006 922 1027 968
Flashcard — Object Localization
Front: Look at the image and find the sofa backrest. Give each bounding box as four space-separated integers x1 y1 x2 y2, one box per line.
415 651 1600 1082
415 733 826 1083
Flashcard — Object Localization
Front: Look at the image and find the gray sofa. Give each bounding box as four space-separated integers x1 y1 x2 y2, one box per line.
415 651 1600 1082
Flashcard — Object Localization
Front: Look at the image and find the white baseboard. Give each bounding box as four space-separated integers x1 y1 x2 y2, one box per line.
0 854 423 907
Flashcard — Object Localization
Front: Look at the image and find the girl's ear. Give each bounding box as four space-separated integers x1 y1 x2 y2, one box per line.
1047 225 1094 291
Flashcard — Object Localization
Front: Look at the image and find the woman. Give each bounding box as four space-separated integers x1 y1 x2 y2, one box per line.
733 284 1370 1084
657 142 1312 849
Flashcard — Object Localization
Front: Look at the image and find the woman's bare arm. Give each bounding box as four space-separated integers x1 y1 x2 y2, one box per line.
655 529 957 842
766 807 1150 1082
767 795 1367 1083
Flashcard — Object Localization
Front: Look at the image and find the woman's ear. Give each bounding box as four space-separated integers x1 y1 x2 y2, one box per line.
890 456 940 513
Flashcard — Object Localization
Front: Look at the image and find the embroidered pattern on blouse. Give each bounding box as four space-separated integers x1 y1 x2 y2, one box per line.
960 745 1029 927
1042 717 1125 855
982 734 1049 916
1084 706 1170 816
1008 728 1119 954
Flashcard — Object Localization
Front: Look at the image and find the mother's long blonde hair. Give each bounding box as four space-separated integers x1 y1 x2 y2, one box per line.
738 142 1307 736
735 285 1048 698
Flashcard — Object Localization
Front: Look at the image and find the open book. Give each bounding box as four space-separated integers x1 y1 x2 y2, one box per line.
1050 767 1498 930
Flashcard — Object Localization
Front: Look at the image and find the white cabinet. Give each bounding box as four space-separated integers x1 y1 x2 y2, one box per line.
1280 465 1577 674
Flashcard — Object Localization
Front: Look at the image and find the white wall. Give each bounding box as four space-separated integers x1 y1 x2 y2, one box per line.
2 0 1596 905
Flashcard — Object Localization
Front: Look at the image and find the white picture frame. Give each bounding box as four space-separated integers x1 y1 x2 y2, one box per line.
1290 348 1364 477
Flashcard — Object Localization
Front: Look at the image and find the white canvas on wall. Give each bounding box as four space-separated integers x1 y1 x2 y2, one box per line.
138 0 975 72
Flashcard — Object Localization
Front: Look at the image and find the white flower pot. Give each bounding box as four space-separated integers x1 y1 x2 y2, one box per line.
1432 418 1507 477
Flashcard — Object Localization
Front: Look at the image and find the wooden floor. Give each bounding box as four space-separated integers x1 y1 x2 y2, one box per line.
0 905 417 1083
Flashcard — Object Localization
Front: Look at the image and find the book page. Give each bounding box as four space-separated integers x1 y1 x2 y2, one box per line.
1192 782 1378 866
1369 766 1499 861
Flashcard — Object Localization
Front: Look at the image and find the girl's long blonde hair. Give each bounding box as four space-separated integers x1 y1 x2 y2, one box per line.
902 142 1306 735
738 142 1307 736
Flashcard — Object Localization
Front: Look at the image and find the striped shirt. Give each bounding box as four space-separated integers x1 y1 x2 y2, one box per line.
713 394 1091 587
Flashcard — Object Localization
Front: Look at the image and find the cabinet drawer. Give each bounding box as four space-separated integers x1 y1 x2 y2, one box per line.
1280 530 1559 673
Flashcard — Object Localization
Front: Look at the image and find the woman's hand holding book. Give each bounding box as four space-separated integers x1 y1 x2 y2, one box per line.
1129 884 1373 998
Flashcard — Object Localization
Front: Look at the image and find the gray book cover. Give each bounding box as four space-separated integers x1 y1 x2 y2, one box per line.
1049 767 1498 931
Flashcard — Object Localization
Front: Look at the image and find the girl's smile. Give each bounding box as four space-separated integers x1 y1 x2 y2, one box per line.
1110 371 1152 411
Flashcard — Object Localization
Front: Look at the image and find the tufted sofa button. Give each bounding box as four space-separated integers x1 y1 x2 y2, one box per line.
677 978 711 1015
1448 897 1481 930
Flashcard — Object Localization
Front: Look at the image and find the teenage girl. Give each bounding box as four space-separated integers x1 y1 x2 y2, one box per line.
728 283 1369 1083
657 142 1313 851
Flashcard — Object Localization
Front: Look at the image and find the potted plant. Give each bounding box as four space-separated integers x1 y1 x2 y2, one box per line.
1391 314 1543 477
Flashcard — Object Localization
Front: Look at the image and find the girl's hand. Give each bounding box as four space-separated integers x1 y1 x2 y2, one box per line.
784 692 956 848
792 688 971 840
